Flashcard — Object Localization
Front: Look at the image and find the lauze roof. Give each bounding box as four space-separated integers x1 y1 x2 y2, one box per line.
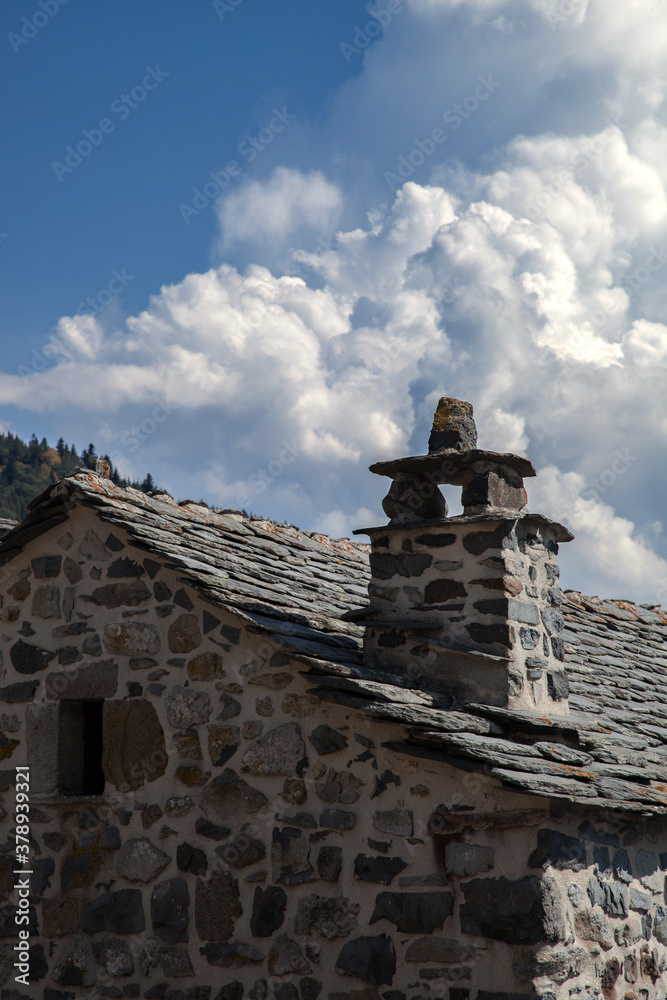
2 469 667 816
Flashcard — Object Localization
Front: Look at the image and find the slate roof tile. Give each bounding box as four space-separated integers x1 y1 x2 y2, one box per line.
2 469 667 815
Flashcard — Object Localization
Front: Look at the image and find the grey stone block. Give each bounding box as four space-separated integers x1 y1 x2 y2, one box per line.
370 553 433 580
201 770 268 821
541 608 564 634
463 524 514 554
460 877 553 945
466 622 511 647
10 639 55 674
529 829 586 872
629 887 651 912
195 871 241 943
612 848 632 883
319 810 355 831
586 877 627 917
81 889 145 934
577 822 619 847
116 839 170 883
353 854 408 885
108 557 143 577
473 599 539 625
0 680 38 702
654 905 667 945
151 879 190 944
370 891 454 933
26 702 59 794
636 849 662 890
414 532 456 547
308 724 348 755
335 934 396 986
52 933 96 987
199 941 266 969
242 722 308 777
46 660 118 700
546 671 569 700
31 583 61 619
593 845 611 876
294 894 359 941
88 581 151 609
520 628 540 649
99 938 135 976
317 846 342 881
373 809 413 838
316 768 362 804
445 842 495 877
642 911 653 940
250 886 286 937
166 687 212 729
32 555 62 578
267 935 311 976
272 827 316 886
103 621 160 656
158 946 194 978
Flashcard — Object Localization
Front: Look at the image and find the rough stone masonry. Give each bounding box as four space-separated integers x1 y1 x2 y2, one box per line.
362 395 572 714
0 396 666 999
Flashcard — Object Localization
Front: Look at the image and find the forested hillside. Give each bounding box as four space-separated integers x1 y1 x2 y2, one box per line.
0 432 156 521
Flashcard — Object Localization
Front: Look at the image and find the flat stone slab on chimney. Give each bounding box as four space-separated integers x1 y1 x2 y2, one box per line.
354 509 574 543
369 448 536 485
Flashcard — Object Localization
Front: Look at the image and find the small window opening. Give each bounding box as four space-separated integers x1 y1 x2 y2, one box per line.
58 700 105 796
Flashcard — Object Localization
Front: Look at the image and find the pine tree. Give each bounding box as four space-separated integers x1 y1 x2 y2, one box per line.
0 432 156 519
81 443 97 469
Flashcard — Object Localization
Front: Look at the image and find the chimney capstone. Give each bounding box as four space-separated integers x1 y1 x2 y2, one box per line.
355 396 573 715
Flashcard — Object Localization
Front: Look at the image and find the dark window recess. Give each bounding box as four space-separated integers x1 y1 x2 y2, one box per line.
58 701 105 796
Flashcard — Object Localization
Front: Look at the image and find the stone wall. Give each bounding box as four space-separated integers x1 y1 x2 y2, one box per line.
363 514 568 714
523 805 667 998
1 508 667 999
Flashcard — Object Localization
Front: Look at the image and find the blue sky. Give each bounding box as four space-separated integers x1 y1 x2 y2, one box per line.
0 0 366 366
1 0 667 602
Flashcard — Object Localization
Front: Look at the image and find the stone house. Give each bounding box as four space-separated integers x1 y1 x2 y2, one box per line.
0 397 667 1000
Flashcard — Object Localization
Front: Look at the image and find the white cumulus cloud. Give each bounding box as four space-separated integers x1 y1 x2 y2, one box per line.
217 167 343 249
3 0 667 603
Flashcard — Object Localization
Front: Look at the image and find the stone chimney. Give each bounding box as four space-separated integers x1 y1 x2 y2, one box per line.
354 397 573 714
